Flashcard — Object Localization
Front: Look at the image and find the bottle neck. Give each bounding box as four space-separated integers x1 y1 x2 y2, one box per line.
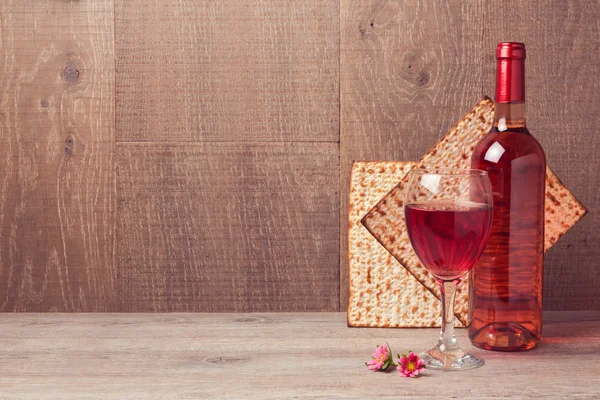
493 102 526 130
494 55 526 130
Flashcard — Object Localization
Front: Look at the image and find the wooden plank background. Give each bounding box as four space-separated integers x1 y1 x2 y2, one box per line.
0 0 597 312
117 143 339 312
114 0 340 312
115 0 339 143
0 0 116 311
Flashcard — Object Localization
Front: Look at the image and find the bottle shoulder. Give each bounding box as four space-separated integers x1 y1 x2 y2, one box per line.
472 129 546 167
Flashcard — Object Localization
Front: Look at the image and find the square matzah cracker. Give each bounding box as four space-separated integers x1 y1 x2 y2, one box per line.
348 162 462 327
361 98 588 326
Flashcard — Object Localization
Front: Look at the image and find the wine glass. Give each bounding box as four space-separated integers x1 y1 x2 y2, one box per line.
404 169 493 370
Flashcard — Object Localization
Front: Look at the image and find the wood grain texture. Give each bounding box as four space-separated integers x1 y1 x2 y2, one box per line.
482 1 599 310
340 0 486 310
116 143 339 312
115 0 339 142
1 0 598 313
0 312 598 399
0 0 116 311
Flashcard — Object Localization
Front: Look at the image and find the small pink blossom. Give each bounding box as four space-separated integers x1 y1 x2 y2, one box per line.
397 351 426 378
366 344 393 371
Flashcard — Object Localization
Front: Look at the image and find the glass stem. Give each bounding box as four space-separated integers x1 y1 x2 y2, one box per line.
438 280 459 352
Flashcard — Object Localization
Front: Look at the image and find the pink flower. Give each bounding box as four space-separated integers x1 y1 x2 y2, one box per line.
366 344 393 371
397 351 426 378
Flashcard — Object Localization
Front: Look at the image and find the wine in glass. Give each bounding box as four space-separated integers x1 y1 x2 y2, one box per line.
404 169 493 370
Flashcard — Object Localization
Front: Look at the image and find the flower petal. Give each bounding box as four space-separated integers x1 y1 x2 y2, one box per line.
399 356 408 365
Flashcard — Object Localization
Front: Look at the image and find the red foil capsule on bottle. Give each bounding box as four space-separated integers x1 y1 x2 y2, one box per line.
495 42 526 103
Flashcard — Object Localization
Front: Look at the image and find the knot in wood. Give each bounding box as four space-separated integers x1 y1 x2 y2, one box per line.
203 356 246 365
63 65 80 83
358 24 366 38
64 135 74 156
416 70 430 86
233 316 273 324
399 51 433 88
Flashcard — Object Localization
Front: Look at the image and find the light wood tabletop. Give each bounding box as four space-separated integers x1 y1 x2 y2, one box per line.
0 312 598 399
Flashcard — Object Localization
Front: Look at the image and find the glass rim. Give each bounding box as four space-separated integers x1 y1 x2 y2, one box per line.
408 168 488 177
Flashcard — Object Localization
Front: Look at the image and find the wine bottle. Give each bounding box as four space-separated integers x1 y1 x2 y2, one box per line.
469 42 546 351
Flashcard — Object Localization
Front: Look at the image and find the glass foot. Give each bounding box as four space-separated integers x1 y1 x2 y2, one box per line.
420 344 484 371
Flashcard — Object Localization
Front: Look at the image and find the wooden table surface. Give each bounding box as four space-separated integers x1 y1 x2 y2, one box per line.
0 312 598 399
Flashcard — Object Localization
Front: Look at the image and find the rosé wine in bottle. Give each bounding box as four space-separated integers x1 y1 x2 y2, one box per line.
469 42 546 351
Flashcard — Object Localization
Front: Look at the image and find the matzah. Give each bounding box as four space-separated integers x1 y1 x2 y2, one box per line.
348 161 451 327
356 98 587 327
